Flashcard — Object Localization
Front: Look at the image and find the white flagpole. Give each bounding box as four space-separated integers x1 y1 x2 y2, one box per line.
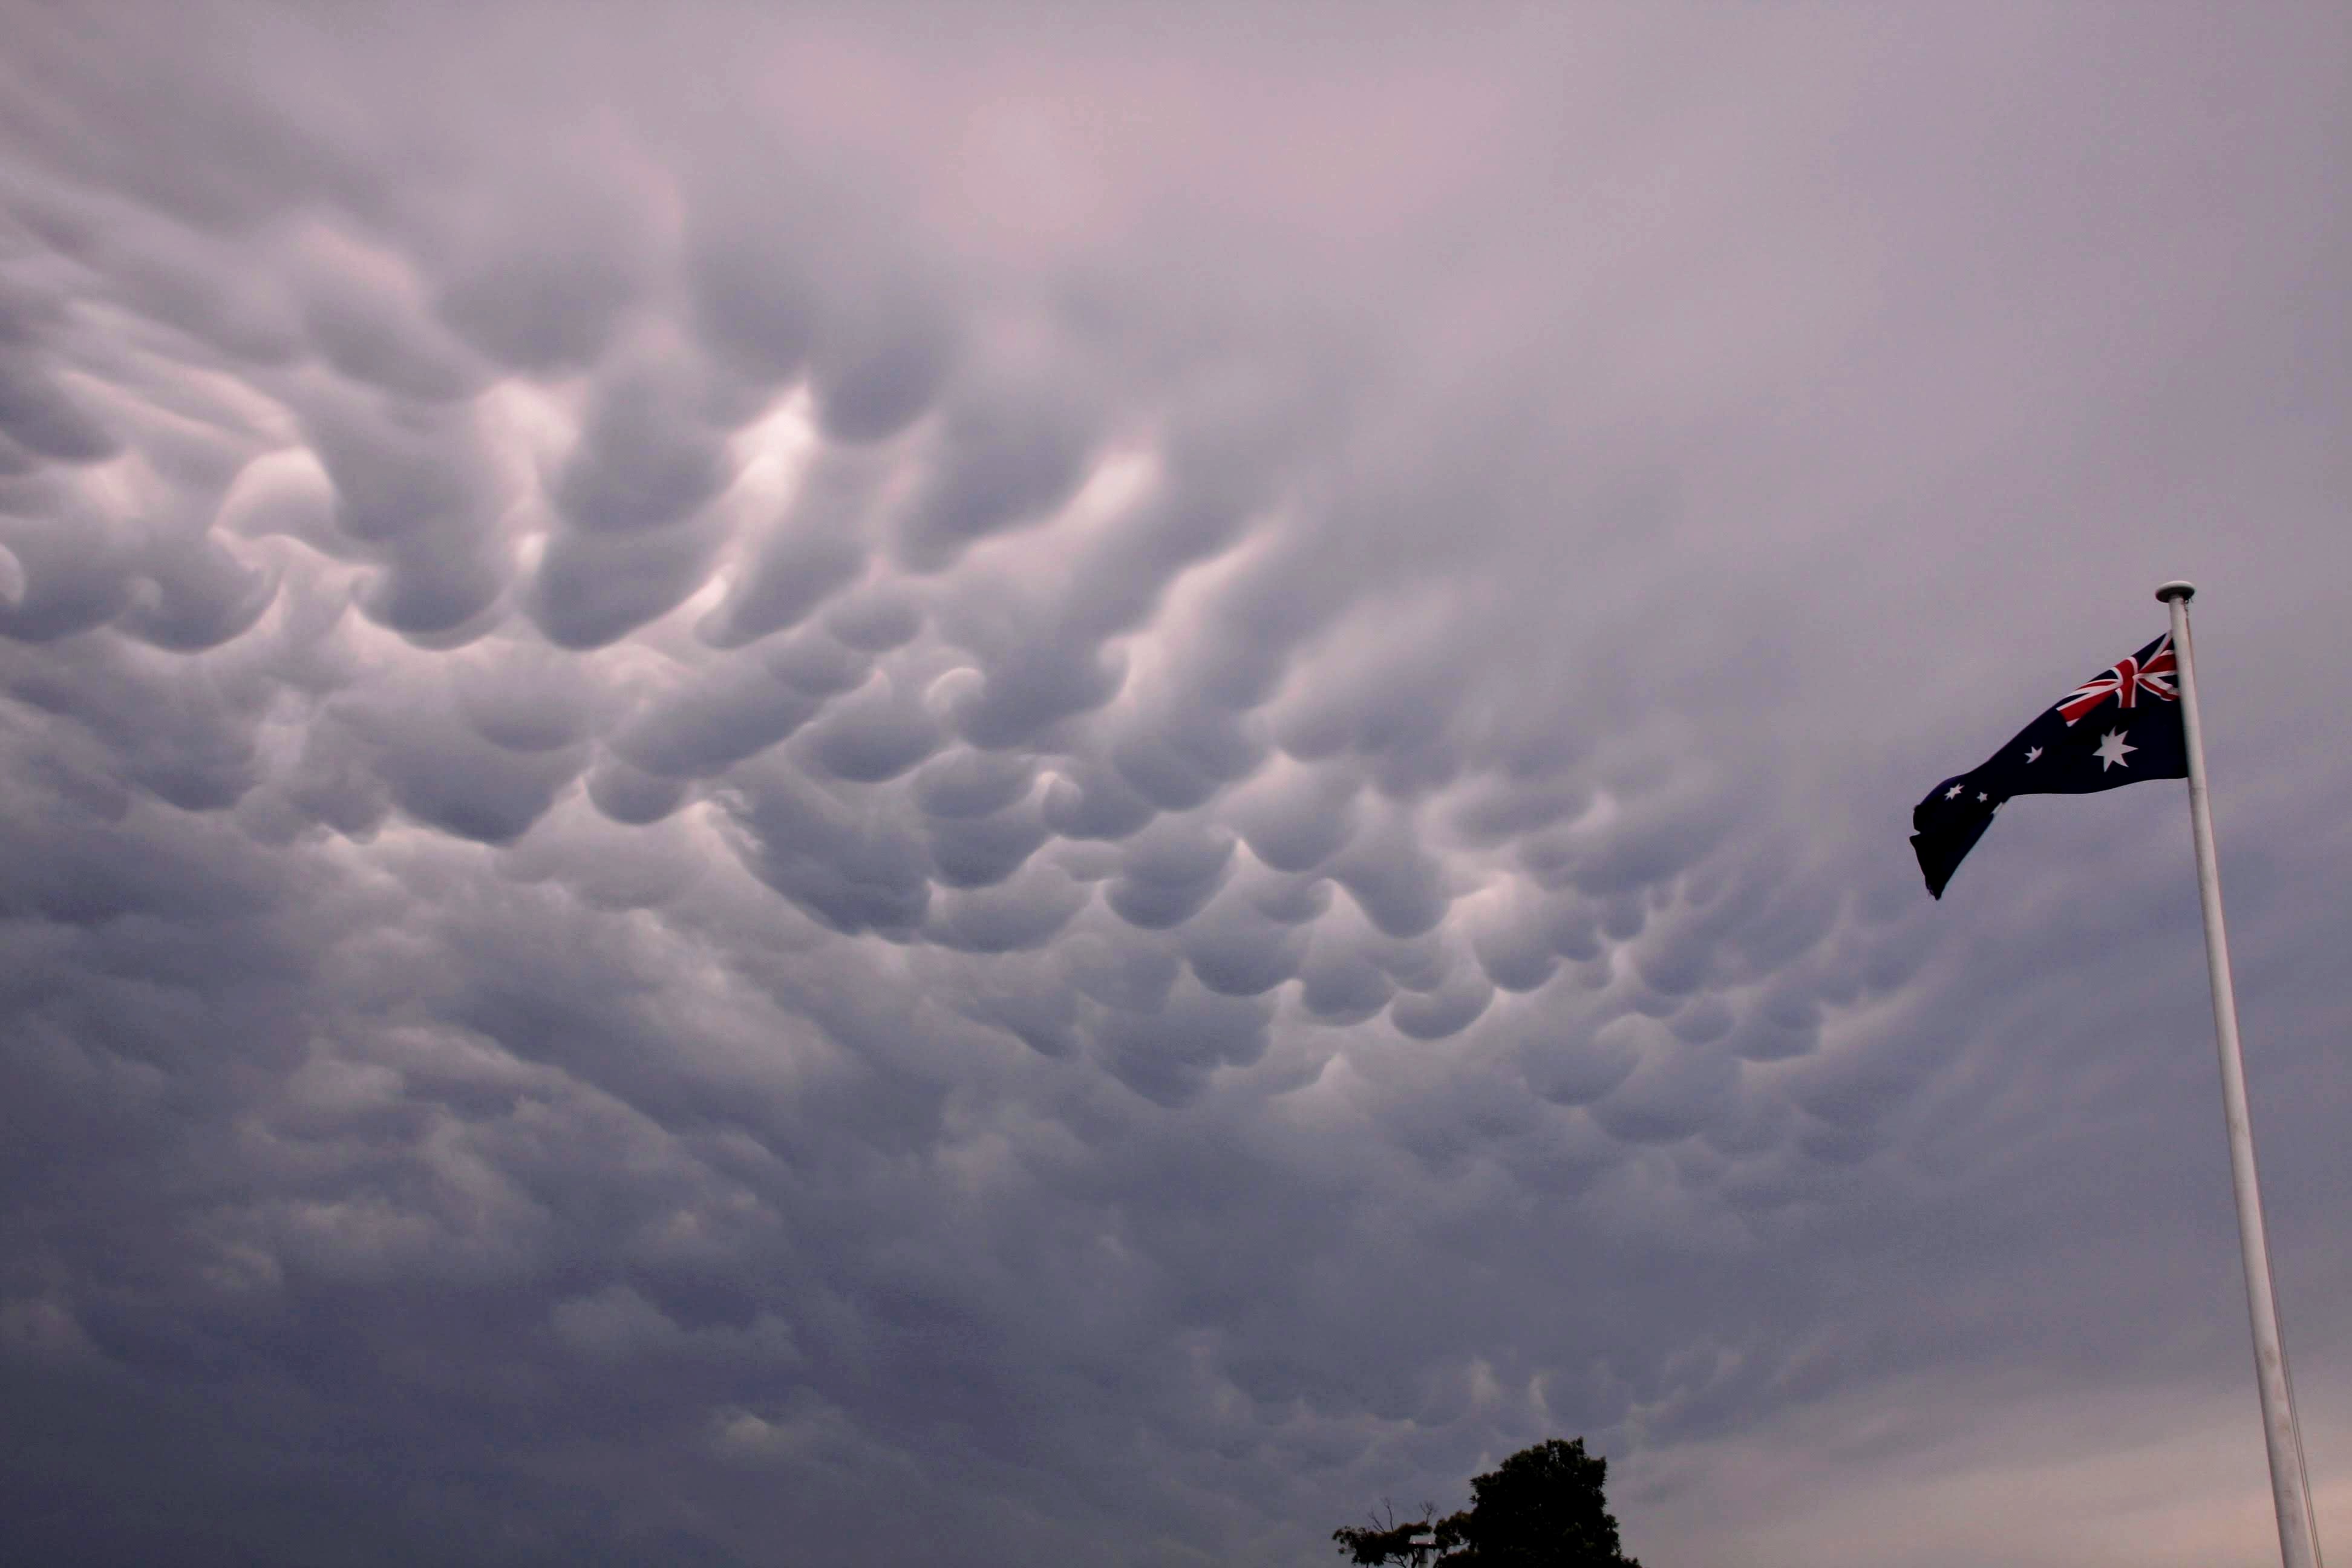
2157 580 2324 1568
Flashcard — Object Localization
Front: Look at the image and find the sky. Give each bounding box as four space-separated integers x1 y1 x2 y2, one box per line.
0 4 2348 1564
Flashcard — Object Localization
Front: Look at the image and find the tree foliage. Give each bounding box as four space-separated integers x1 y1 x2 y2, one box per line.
1333 1438 1641 1567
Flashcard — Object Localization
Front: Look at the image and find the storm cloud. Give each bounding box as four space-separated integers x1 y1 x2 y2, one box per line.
2 4 2349 1566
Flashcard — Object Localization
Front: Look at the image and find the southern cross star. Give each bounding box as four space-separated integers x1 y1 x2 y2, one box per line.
2025 745 2043 763
1945 784 1965 800
2094 728 2136 771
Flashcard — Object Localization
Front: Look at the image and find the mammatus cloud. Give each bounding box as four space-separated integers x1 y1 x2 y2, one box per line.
2 4 2350 1565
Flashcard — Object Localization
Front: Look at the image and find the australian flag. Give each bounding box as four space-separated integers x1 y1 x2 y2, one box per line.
1912 631 2186 898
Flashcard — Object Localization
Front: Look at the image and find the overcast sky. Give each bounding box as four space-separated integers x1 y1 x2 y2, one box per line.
1 4 2348 1564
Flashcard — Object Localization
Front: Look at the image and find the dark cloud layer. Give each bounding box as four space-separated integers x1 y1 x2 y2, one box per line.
2 4 2350 1565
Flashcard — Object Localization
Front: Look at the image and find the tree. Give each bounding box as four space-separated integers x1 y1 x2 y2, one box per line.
1333 1438 1641 1568
1331 1501 1442 1567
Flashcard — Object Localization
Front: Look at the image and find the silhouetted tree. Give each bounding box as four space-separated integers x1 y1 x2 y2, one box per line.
1331 1500 1442 1566
1334 1438 1640 1567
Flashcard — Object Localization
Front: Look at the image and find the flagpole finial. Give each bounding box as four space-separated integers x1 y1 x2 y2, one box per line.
2156 580 2197 603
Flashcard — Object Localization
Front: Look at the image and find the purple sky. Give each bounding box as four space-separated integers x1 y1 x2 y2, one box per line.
2 5 2349 1564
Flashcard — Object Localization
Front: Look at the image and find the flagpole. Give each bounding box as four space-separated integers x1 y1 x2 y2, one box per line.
2157 580 2324 1568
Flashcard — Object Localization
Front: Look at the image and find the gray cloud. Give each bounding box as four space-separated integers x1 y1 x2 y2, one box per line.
1 4 2350 1567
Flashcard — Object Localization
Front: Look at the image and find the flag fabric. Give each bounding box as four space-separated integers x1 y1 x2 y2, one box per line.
1912 631 2186 897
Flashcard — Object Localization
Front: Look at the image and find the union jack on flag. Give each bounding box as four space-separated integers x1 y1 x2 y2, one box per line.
2054 633 2177 725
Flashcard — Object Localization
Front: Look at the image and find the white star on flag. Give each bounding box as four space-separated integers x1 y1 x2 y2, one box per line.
2025 746 2043 763
2094 728 2136 771
1945 784 1964 799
